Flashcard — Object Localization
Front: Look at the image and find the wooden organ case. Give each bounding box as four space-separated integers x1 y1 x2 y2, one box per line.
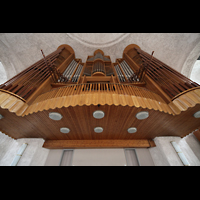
0 44 200 149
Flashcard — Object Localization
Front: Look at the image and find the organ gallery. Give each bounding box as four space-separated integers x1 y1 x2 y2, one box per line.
0 44 200 149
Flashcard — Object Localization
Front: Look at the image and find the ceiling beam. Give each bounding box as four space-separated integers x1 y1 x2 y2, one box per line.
43 139 156 149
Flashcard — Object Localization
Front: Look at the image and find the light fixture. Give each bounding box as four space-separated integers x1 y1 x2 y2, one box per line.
127 127 137 133
194 111 200 118
171 141 190 166
94 127 103 133
49 112 63 121
136 111 149 120
10 143 28 166
60 127 70 134
93 110 105 119
0 114 4 119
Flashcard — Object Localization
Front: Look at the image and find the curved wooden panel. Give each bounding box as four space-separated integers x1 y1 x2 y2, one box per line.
171 88 200 115
123 44 141 56
23 83 174 116
57 44 75 55
0 91 28 116
1 83 199 118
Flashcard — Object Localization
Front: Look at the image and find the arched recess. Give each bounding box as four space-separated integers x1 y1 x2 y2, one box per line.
190 58 200 85
181 41 200 78
0 61 7 85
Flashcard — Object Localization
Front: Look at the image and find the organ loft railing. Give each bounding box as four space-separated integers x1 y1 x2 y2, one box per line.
32 82 165 105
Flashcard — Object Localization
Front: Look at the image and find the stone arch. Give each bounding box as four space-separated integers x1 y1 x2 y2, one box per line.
0 40 18 80
0 61 8 84
181 40 200 78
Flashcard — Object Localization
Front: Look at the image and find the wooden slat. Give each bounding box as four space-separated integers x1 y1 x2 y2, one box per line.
42 139 155 149
24 82 172 116
2 48 62 86
32 83 163 104
140 55 190 92
137 48 199 88
1 102 200 141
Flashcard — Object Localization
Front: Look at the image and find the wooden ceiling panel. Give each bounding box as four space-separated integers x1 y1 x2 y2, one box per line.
1 104 200 142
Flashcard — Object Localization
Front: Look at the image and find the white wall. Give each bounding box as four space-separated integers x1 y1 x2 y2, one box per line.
72 149 127 166
44 148 155 166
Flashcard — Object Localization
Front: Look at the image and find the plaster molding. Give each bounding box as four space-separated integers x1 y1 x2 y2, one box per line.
66 33 131 48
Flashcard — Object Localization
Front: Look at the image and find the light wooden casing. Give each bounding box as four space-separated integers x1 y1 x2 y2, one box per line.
0 44 200 149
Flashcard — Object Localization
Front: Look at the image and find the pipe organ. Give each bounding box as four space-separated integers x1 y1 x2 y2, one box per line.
120 60 135 80
0 44 200 149
71 63 83 83
93 60 105 74
59 59 78 82
114 64 126 82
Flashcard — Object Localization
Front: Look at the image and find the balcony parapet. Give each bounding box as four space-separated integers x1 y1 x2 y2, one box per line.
0 90 28 116
23 83 174 116
1 83 200 117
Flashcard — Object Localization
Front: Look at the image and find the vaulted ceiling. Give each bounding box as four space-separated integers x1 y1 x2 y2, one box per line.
0 33 200 82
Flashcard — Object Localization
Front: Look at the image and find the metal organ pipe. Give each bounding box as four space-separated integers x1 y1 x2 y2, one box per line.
122 60 138 82
120 61 130 79
123 61 134 77
61 59 78 81
94 52 103 60
116 66 121 81
75 64 83 82
71 64 83 82
126 62 138 81
67 60 76 77
67 60 77 79
72 66 79 82
62 60 72 76
93 61 105 74
120 60 134 79
114 64 125 82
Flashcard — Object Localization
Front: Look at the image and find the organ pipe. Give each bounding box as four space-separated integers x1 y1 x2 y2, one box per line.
71 64 83 82
59 59 79 82
114 64 126 82
92 61 105 74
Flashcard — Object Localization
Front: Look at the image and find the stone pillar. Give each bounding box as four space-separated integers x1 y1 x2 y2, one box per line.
149 135 200 166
